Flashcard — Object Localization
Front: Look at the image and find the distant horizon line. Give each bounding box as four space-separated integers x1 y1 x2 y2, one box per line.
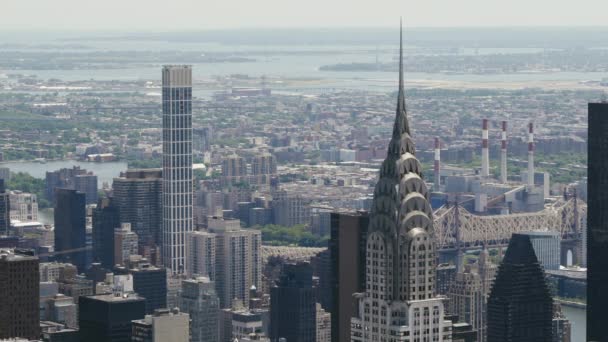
2 25 608 34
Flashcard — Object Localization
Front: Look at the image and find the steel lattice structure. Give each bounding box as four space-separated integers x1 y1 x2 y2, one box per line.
433 197 586 250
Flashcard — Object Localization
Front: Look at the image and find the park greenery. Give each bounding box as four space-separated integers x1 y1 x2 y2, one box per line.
6 172 51 208
255 224 329 247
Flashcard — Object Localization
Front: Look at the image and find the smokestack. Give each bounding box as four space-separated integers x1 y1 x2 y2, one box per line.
481 119 490 177
528 122 535 186
501 121 508 183
434 137 440 191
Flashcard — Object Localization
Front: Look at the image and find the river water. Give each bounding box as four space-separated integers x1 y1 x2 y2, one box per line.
562 305 586 342
0 160 128 188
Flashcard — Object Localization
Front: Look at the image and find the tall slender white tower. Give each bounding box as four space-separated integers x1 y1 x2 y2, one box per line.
434 137 441 191
500 121 508 183
351 21 452 342
527 122 535 187
481 119 490 177
162 65 193 274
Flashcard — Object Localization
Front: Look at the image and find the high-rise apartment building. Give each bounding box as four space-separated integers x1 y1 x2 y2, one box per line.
46 167 97 205
92 197 120 269
9 190 38 222
0 248 40 340
78 293 145 342
350 25 453 342
328 210 368 342
54 188 86 271
221 155 247 186
209 217 262 308
161 65 193 274
131 308 190 342
270 262 316 342
113 169 162 254
185 229 216 279
586 102 608 342
272 191 312 227
487 233 553 342
179 277 220 342
114 223 139 267
0 179 9 236
521 231 561 270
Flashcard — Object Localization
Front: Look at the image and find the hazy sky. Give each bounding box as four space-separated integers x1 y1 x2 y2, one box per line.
2 0 607 30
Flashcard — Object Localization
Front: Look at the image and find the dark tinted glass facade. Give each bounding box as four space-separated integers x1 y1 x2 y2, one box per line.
587 102 608 342
54 188 86 271
270 262 316 342
329 211 368 342
79 295 145 342
487 234 553 342
92 198 120 269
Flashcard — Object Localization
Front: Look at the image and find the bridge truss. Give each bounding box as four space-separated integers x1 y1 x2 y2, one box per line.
433 197 586 250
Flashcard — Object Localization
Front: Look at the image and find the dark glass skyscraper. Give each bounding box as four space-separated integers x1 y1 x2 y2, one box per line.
328 211 368 342
54 188 86 271
161 65 193 274
0 179 9 236
587 102 608 342
487 233 553 342
270 262 316 342
112 169 162 255
92 197 120 269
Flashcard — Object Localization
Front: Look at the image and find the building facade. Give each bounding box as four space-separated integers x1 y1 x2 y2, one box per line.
329 210 368 342
78 293 146 342
162 65 194 274
9 190 38 222
350 26 453 342
487 234 553 342
114 223 139 267
270 262 316 342
112 169 162 256
521 231 561 271
131 308 190 342
185 229 216 279
179 277 220 342
209 217 262 308
0 180 9 236
54 188 86 271
0 249 40 340
586 102 608 342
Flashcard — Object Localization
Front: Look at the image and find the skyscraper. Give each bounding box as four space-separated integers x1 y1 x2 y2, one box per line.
520 231 561 271
185 229 216 279
54 188 86 271
270 262 316 342
179 277 220 342
329 210 368 342
487 233 553 342
46 167 97 205
0 179 9 236
350 23 453 342
209 217 262 308
162 65 193 274
114 223 139 266
92 197 120 269
587 102 608 342
112 169 162 256
0 248 40 340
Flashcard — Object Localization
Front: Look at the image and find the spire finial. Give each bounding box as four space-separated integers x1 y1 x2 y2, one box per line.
399 17 404 91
